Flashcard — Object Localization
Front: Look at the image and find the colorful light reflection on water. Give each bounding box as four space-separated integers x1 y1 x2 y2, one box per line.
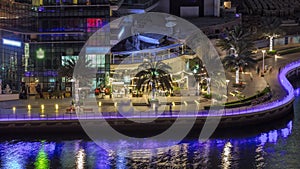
0 118 296 168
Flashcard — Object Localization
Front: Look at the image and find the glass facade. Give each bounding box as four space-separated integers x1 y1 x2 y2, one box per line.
0 0 112 92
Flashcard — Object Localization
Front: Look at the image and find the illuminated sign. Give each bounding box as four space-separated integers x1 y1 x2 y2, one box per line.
87 18 105 32
2 38 21 47
86 47 110 54
36 48 45 59
24 43 29 72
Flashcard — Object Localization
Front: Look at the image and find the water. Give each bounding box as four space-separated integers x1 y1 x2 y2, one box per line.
0 86 299 168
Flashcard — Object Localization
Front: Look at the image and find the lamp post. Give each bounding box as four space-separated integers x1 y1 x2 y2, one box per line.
226 79 230 102
207 77 211 95
261 50 266 77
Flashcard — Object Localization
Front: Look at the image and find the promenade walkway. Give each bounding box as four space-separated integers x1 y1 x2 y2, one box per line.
0 47 299 122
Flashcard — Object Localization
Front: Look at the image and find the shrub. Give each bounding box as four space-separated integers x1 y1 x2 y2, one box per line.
267 50 277 55
278 47 300 55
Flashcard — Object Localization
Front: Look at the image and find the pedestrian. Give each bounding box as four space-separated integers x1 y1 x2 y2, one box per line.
257 67 260 75
269 66 273 73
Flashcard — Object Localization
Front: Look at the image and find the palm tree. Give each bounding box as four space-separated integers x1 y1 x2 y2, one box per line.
222 44 256 84
58 57 95 90
260 17 284 51
217 25 254 55
58 58 77 82
135 56 172 100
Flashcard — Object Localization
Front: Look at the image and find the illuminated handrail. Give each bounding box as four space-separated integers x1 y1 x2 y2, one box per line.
0 60 298 122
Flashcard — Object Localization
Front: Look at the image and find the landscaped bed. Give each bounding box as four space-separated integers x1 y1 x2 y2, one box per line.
204 87 272 110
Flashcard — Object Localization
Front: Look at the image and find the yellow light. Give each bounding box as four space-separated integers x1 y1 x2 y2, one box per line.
40 109 45 117
114 102 117 107
12 107 16 111
172 102 175 106
28 104 31 110
41 104 44 110
98 102 102 107
55 104 59 110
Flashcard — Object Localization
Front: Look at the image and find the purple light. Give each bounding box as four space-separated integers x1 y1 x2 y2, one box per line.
38 7 44 12
1 61 299 123
295 88 300 96
281 128 290 138
258 133 268 146
268 130 278 143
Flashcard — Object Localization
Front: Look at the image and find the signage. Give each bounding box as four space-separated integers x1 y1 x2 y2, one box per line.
36 48 45 59
3 38 21 47
86 47 110 54
24 43 29 72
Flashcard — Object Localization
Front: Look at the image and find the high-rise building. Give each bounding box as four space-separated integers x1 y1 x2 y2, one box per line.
0 0 122 91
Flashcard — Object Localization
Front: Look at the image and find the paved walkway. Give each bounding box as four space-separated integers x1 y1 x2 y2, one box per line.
1 46 300 120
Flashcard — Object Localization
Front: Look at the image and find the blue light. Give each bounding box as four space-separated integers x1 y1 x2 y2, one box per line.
3 38 21 47
268 130 278 143
258 133 268 146
294 88 300 96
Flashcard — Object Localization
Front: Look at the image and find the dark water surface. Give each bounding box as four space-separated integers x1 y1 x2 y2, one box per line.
0 88 300 168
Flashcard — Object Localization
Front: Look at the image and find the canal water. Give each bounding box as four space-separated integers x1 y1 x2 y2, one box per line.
0 82 299 168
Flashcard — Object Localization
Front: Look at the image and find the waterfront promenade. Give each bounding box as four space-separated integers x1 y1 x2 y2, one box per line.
0 48 299 126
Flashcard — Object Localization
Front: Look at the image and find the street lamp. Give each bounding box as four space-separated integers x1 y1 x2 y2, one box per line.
226 79 230 102
261 50 266 77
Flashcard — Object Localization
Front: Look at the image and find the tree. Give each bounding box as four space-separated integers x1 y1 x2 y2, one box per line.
217 25 254 55
260 17 284 51
222 43 256 84
58 57 95 87
217 25 255 84
135 56 172 100
58 58 76 82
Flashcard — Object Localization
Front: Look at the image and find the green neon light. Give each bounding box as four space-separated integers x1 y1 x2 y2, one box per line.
36 48 45 59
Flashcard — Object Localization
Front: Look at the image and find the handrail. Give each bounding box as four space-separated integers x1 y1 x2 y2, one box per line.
0 60 298 122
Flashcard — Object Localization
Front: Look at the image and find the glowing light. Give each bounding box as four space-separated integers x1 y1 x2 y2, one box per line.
3 38 21 47
76 148 86 169
41 104 45 110
294 88 300 96
268 130 278 143
28 104 31 110
12 107 16 113
98 102 102 107
36 48 45 59
34 143 50 169
222 142 232 169
258 133 268 146
55 104 59 110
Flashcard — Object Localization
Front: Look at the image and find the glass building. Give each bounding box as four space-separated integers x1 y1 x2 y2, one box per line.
0 0 120 92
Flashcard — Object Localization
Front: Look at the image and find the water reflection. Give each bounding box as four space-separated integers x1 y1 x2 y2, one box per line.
0 119 294 168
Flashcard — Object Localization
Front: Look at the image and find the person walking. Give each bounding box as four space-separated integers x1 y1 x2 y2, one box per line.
169 103 173 116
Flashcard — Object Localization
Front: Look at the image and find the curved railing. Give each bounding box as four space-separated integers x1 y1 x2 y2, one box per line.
0 60 298 122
